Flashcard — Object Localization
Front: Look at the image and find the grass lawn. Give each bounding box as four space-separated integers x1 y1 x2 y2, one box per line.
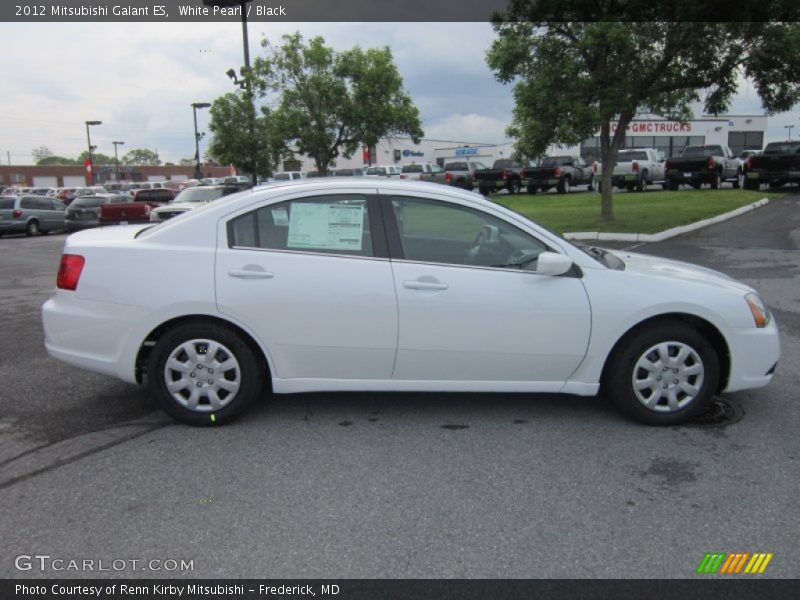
494 189 783 235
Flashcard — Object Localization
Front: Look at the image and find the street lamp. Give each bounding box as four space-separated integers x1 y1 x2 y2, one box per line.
85 120 102 184
785 124 795 141
191 102 211 180
204 0 257 186
112 141 124 182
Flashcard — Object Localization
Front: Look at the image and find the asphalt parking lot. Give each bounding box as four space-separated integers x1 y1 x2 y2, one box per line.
0 195 798 579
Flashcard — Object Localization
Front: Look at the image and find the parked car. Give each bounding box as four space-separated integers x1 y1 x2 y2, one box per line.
420 160 487 190
224 176 252 185
664 144 740 190
603 148 666 192
365 165 401 177
150 185 246 222
738 149 762 162
399 163 441 180
0 195 66 236
743 141 800 190
99 188 175 225
332 168 365 177
199 177 225 186
65 194 130 232
473 159 528 195
273 172 305 181
42 180 779 427
523 156 594 194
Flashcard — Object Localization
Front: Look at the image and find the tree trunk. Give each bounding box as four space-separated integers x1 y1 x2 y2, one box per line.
599 114 633 221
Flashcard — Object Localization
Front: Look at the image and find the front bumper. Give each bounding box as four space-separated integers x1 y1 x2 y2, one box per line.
723 319 781 393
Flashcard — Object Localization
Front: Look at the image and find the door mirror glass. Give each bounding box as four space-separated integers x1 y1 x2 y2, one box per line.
536 252 573 276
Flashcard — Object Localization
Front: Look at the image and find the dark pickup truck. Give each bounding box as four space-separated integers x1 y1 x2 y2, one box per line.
743 141 800 190
99 188 175 225
522 156 593 194
473 159 526 195
664 144 740 190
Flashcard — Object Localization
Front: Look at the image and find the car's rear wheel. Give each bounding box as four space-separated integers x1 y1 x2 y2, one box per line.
527 184 538 194
479 185 491 196
557 177 571 194
507 178 521 194
744 179 760 190
710 172 722 190
25 220 40 236
604 321 719 425
148 322 264 425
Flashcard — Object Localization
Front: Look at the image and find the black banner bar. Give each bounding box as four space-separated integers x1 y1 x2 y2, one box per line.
3 579 800 600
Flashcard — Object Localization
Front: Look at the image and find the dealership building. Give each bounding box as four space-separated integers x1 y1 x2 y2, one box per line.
292 114 768 172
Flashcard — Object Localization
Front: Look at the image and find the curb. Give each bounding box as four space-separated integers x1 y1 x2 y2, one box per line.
563 198 770 243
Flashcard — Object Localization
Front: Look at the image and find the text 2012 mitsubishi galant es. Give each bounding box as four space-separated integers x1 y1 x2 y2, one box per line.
42 180 779 426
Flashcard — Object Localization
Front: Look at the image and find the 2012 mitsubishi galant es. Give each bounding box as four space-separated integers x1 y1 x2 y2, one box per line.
42 180 779 426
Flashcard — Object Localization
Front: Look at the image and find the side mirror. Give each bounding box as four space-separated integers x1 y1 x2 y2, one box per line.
536 252 573 276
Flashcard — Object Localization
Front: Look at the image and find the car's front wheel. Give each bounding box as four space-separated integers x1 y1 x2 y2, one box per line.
605 321 719 425
148 322 264 425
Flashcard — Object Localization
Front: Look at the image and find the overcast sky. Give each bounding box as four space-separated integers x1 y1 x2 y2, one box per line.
3 21 799 165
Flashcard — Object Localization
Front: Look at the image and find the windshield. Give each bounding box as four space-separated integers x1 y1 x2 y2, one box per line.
173 187 226 203
71 196 105 207
683 146 723 157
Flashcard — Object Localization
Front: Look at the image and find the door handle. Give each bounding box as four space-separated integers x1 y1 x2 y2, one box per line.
228 267 274 280
403 280 448 291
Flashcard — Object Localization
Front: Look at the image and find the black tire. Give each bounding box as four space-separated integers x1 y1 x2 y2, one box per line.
557 177 571 194
527 184 538 194
710 172 721 190
478 185 491 196
768 181 783 190
587 177 594 192
691 182 702 190
667 180 679 191
604 321 719 426
25 220 40 236
744 179 759 190
148 321 265 426
733 171 743 189
507 178 521 195
636 171 647 192
626 184 635 192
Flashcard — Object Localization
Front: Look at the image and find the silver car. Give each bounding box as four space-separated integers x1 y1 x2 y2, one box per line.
65 194 129 232
0 195 66 236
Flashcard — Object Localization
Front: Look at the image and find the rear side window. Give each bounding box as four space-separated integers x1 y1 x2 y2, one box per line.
0 197 15 209
229 195 373 258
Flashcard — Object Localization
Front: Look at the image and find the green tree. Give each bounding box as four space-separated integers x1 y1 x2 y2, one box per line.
487 3 800 220
32 146 53 163
37 155 78 166
121 148 161 166
250 33 423 175
207 91 285 178
76 151 113 166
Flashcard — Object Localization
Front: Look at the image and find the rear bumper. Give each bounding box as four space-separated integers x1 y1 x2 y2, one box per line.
66 220 100 232
746 170 800 183
612 174 642 187
666 171 716 184
0 220 27 233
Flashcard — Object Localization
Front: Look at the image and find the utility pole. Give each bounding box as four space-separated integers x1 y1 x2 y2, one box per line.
112 141 124 182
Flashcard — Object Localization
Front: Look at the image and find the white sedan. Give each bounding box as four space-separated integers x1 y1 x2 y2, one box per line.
42 180 779 426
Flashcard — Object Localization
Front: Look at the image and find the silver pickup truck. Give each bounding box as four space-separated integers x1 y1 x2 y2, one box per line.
607 148 666 192
419 160 487 190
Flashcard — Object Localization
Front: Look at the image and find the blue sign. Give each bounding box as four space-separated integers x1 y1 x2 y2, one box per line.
455 147 478 156
402 149 424 157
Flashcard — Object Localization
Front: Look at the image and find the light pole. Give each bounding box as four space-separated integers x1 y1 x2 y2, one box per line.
112 141 124 182
85 120 102 184
191 103 211 180
785 125 795 141
205 0 257 186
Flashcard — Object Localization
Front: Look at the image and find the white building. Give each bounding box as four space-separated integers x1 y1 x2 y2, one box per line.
282 115 767 172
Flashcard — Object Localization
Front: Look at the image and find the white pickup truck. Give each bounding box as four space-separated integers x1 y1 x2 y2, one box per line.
605 148 666 192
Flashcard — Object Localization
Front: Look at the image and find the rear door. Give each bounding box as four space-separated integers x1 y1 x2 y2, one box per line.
215 190 399 382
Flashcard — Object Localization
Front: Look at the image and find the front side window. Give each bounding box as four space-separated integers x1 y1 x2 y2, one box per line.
390 197 549 270
229 194 373 258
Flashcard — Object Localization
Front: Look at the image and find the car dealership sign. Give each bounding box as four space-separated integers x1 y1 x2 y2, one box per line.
610 121 695 134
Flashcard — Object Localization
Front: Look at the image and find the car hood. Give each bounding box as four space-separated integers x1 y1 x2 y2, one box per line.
613 250 754 294
152 202 205 212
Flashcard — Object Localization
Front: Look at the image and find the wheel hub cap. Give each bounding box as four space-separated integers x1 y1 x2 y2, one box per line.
163 339 241 412
632 341 704 413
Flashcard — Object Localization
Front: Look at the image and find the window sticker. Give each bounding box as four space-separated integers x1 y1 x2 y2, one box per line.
271 207 289 226
287 202 365 251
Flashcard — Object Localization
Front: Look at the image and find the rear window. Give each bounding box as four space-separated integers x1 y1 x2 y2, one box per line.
763 142 800 154
541 156 573 167
72 196 105 207
401 164 422 174
617 151 649 161
366 167 385 175
173 187 226 203
683 146 723 157
0 197 16 209
444 162 469 171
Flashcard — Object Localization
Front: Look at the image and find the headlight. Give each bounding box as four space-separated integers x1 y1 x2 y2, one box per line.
745 293 771 328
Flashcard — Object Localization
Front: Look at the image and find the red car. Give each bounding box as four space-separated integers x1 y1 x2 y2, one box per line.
98 188 175 225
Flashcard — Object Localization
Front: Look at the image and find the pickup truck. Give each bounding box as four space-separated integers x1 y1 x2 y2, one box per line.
664 144 740 190
605 148 666 192
743 141 800 190
98 188 175 225
473 159 526 195
522 156 593 194
420 160 487 190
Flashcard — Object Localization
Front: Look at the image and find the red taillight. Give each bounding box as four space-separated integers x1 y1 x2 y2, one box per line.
501 169 510 179
632 161 639 173
592 162 597 174
554 167 561 177
445 171 452 183
664 160 670 171
12 209 22 218
399 174 408 179
707 157 715 169
745 157 753 171
56 254 85 291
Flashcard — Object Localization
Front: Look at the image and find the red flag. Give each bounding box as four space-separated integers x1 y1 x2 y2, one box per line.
84 159 93 185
